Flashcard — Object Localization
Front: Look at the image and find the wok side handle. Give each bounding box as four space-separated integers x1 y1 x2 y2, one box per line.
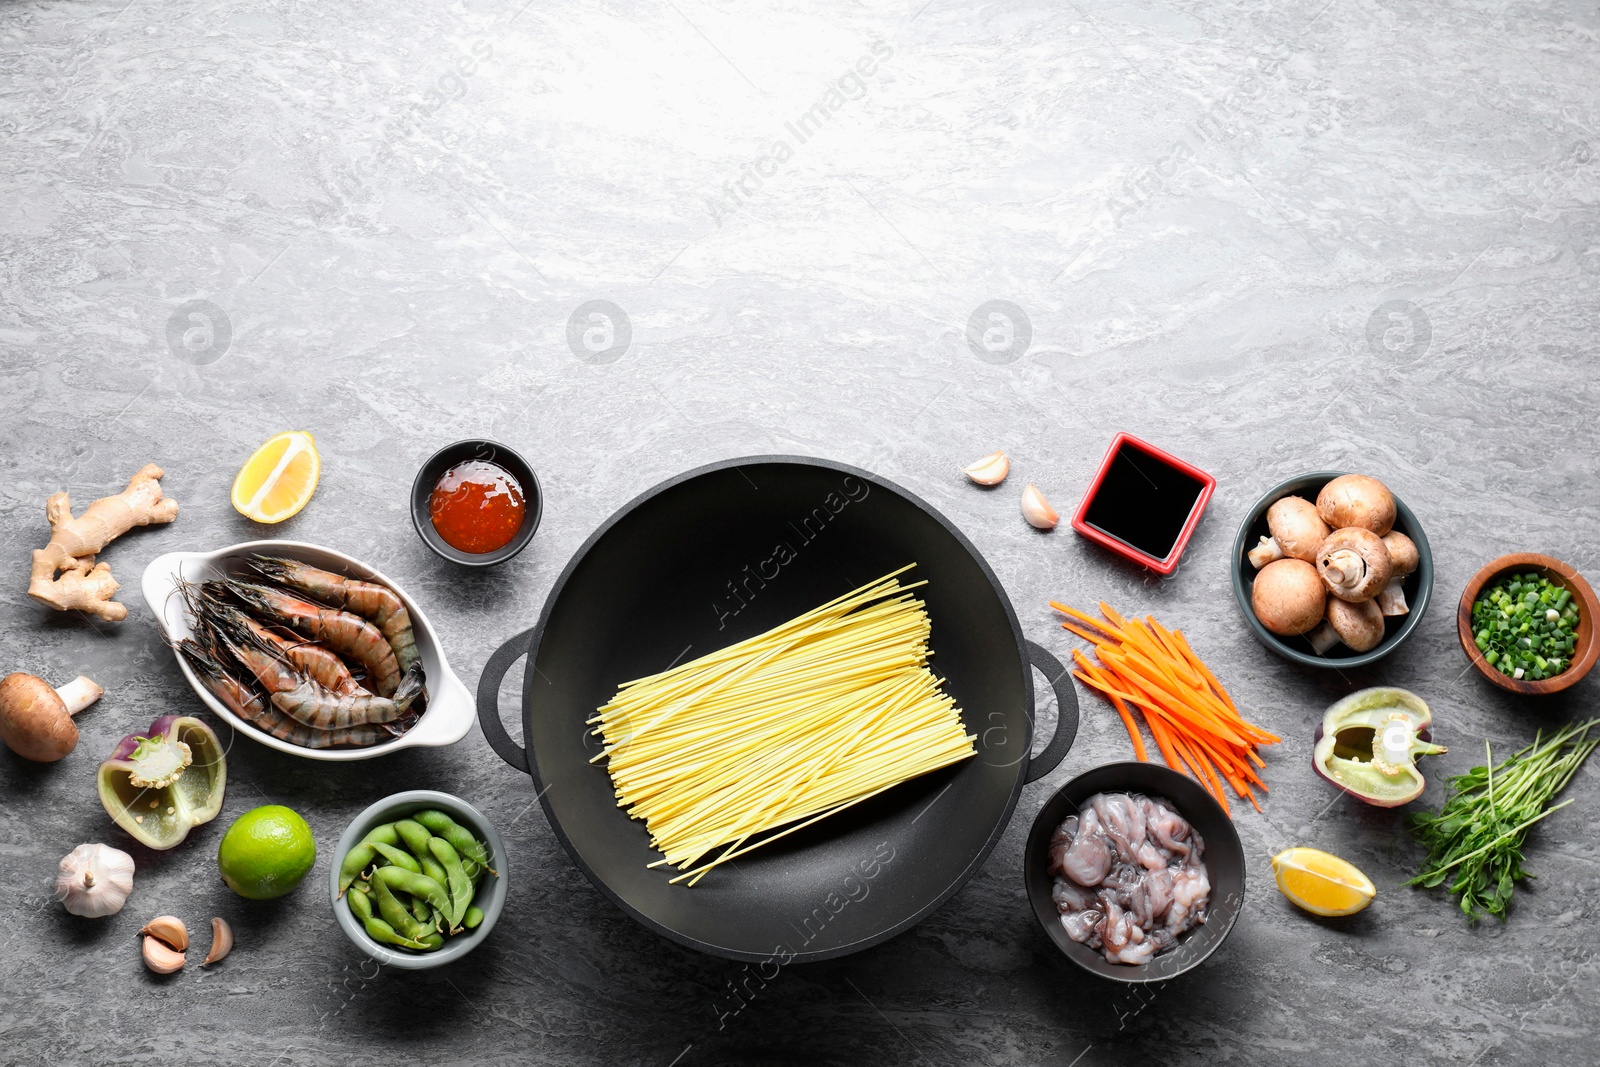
475 627 536 774
1024 640 1079 783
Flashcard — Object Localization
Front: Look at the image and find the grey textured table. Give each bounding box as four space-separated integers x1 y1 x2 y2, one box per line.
3 0 1598 1063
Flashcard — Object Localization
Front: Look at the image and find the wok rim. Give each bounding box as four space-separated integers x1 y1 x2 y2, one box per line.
516 454 1038 962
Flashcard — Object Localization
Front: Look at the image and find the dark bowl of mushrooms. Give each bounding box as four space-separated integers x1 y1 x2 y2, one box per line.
1230 472 1433 668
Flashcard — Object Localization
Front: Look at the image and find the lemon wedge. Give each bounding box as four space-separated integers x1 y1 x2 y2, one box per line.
231 431 321 524
1271 847 1376 917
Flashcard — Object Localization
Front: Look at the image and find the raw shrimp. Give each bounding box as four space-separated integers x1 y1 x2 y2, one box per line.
190 591 365 696
244 555 419 674
214 579 404 697
178 640 394 749
219 632 421 729
1048 791 1210 966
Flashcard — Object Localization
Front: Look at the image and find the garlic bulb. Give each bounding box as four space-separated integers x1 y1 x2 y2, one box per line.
55 843 135 917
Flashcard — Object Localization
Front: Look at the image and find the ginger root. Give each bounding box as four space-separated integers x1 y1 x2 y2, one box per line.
28 464 179 622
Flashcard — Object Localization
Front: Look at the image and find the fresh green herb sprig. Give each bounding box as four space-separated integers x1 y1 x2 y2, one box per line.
1406 719 1598 921
1470 573 1580 682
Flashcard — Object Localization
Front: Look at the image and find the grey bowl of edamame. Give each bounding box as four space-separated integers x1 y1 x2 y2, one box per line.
329 790 509 970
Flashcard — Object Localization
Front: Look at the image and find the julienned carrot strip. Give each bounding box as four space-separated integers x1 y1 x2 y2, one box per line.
1190 742 1233 815
1072 670 1148 711
1050 602 1122 638
1191 734 1255 801
1104 651 1248 746
1126 640 1279 749
1060 620 1117 649
1055 600 1277 819
1172 733 1229 813
1172 629 1240 714
1114 674 1244 768
1147 618 1205 687
1142 705 1184 773
1074 661 1147 762
1118 622 1179 679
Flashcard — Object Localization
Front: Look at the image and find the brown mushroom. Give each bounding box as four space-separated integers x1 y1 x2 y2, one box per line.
0 673 103 762
1316 528 1392 603
1326 597 1386 652
1316 475 1396 535
1251 558 1327 636
1247 496 1331 568
1376 531 1419 616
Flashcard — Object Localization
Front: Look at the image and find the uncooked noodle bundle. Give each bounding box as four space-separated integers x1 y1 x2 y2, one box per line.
589 565 975 885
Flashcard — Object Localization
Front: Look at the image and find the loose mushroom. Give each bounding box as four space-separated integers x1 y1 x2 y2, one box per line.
0 673 103 762
1376 531 1419 616
1252 558 1327 636
1307 620 1342 655
1316 528 1392 603
1248 496 1331 568
1316 475 1396 536
1326 597 1386 652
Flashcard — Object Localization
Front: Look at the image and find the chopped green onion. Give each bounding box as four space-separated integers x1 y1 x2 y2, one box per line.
1473 573 1581 681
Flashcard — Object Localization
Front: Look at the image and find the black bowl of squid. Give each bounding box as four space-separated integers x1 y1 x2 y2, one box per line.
1024 762 1245 983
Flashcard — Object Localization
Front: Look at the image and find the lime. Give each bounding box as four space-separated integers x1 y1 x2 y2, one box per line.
218 805 317 900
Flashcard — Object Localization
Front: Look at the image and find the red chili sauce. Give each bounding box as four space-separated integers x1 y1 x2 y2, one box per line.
428 460 525 554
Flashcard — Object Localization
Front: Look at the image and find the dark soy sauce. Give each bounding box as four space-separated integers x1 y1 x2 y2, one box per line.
1082 442 1206 561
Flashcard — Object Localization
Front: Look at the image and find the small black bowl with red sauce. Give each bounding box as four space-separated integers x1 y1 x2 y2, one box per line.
410 440 542 567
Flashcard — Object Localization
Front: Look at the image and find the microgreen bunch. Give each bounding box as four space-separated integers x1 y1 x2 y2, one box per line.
1406 719 1598 921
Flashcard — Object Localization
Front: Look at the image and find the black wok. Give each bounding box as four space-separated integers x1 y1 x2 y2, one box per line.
477 456 1077 962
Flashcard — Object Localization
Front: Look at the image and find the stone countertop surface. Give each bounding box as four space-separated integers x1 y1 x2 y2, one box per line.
2 0 1598 1063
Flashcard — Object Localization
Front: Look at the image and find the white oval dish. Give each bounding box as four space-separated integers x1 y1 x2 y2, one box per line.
142 540 474 761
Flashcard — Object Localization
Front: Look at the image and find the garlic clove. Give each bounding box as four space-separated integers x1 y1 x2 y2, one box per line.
1021 484 1059 530
139 915 188 952
203 918 234 965
142 934 186 974
962 450 1010 486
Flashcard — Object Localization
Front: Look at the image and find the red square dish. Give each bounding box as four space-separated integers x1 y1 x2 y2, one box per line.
1070 433 1215 575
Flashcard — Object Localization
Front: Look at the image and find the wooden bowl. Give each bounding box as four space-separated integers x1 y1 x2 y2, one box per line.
1457 553 1599 695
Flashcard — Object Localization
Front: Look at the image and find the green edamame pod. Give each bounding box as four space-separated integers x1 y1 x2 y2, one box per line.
338 822 402 895
372 865 453 921
418 853 448 889
428 837 472 926
370 868 429 941
409 894 430 923
362 913 436 951
413 810 494 874
372 842 422 874
347 885 375 923
462 905 484 929
394 819 434 860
